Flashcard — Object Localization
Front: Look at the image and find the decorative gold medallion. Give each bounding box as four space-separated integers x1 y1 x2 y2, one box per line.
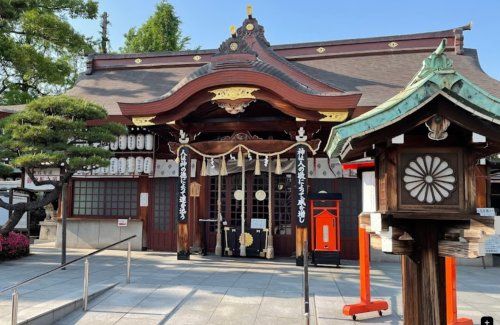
132 116 156 126
388 41 399 48
209 87 259 101
230 42 238 51
239 232 254 247
319 111 349 122
246 23 254 31
192 55 201 61
316 47 326 54
134 58 142 64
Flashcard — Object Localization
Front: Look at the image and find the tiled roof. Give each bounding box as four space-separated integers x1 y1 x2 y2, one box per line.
2 27 498 116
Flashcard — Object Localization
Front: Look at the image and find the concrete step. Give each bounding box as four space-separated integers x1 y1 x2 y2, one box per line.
0 281 118 325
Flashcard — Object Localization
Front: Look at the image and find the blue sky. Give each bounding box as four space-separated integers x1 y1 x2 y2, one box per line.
72 0 500 80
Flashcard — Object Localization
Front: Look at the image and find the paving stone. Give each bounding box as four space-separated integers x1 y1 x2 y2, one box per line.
1 245 499 325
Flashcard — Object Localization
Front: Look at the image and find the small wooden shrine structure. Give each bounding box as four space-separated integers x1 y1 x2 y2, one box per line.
325 40 500 324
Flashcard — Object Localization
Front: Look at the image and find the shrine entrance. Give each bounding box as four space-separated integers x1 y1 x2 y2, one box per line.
205 171 296 257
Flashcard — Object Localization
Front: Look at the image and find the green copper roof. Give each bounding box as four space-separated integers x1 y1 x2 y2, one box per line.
325 39 500 159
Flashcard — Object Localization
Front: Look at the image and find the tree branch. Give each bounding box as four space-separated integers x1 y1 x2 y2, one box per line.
25 168 60 187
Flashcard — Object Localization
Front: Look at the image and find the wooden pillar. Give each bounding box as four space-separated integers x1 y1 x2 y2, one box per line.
137 176 150 249
475 165 487 209
295 144 308 266
177 146 190 260
401 221 446 325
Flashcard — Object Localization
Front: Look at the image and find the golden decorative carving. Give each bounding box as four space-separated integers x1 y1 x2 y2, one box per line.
132 116 156 126
239 232 254 247
192 55 201 61
134 58 142 64
210 87 259 115
230 25 236 36
319 111 349 122
209 87 259 101
388 41 399 48
230 42 238 51
246 23 254 31
316 47 326 54
246 4 253 17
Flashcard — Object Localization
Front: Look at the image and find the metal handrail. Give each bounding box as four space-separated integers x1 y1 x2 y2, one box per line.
0 235 136 295
3 235 136 325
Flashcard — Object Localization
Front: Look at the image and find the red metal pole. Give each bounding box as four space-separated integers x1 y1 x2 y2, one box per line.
343 227 388 320
445 257 472 325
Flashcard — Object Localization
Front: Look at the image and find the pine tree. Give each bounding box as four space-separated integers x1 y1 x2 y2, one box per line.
0 95 127 235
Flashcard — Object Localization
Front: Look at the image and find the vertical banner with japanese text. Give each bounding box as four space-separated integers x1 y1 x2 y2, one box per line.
177 146 190 223
295 145 308 227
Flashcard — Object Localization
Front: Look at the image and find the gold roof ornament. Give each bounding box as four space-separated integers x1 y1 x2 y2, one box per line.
192 55 201 61
319 111 349 122
132 116 156 126
134 58 142 64
230 25 237 37
246 4 253 18
209 87 259 115
209 87 259 101
388 41 399 48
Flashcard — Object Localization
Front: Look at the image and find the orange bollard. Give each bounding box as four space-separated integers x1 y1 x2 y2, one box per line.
343 227 388 320
445 257 472 325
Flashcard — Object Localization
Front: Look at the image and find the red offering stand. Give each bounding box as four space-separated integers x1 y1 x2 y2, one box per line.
343 226 388 320
309 193 342 267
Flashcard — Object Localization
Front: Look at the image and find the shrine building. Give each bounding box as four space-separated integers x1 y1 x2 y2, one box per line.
1 7 499 262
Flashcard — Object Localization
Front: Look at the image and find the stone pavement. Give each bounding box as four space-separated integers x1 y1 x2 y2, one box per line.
1 245 499 324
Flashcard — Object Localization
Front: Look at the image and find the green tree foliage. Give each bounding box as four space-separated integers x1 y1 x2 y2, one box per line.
0 95 127 234
0 0 98 105
122 1 189 53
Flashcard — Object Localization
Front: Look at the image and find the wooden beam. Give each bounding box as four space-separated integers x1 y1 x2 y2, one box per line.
438 240 485 258
381 237 413 255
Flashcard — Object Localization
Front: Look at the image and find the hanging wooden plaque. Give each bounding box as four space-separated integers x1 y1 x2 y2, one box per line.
177 147 190 223
295 144 308 227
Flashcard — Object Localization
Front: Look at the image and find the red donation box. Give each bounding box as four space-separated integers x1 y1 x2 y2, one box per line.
309 193 342 267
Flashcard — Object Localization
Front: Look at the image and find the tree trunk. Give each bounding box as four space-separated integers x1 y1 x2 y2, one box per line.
0 209 26 236
0 185 61 236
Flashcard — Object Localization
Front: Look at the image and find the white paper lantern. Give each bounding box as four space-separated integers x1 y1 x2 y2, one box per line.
145 134 154 151
136 134 145 150
118 135 127 150
110 138 119 151
118 157 127 174
102 143 110 150
127 157 136 173
135 156 144 173
102 165 110 174
109 158 118 174
144 157 153 174
127 134 136 150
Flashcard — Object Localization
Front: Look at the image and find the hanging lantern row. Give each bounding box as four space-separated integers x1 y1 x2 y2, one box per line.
109 134 155 151
177 142 317 177
86 156 154 176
